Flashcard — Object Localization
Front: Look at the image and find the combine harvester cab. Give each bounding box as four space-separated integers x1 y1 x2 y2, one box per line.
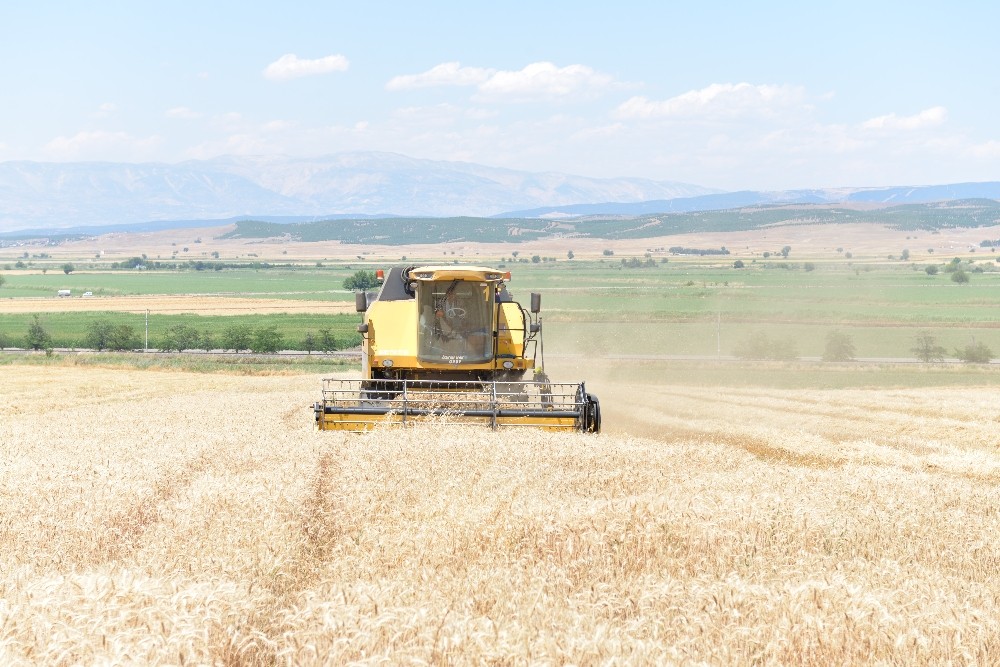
315 265 600 433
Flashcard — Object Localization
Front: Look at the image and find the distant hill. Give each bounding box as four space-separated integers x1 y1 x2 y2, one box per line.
218 199 1000 245
0 152 715 233
2 151 997 239
499 182 1000 218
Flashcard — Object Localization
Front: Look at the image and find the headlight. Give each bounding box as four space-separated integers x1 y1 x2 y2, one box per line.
502 360 514 369
382 359 394 367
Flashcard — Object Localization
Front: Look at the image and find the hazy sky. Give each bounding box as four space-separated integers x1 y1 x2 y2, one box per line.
2 1 997 191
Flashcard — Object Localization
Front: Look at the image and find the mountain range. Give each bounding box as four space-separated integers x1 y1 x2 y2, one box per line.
0 151 998 235
0 152 715 233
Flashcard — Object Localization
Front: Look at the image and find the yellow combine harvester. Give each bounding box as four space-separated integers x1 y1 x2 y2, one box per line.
314 265 601 432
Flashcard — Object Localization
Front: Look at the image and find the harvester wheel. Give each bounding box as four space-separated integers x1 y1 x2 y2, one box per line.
584 393 601 433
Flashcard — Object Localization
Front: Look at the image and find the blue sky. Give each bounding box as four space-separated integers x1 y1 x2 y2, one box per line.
1 1 998 191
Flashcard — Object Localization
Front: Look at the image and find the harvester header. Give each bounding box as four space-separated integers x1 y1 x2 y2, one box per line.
314 264 600 433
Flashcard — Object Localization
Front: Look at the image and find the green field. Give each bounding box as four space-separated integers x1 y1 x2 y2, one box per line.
0 267 358 299
3 258 1000 358
0 312 362 351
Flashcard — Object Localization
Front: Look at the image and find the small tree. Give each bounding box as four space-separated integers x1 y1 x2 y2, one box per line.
780 246 791 258
106 324 140 351
955 341 993 363
602 249 614 257
318 327 337 353
803 262 815 272
822 330 856 362
531 255 541 263
25 314 53 350
0 273 5 288
733 332 798 361
62 263 75 274
303 331 316 355
251 324 284 354
911 331 947 362
222 323 254 353
343 270 379 291
925 265 939 275
733 259 745 269
85 319 115 351
951 269 970 284
199 329 217 352
567 250 574 260
901 249 910 261
160 324 200 352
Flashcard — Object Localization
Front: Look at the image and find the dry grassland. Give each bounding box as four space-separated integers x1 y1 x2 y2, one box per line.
39 221 1000 262
2 362 1000 664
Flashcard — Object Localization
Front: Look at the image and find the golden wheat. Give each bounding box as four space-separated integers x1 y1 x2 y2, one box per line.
1 363 999 664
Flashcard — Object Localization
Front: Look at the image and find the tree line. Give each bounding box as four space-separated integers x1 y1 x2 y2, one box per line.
0 315 346 354
733 329 994 363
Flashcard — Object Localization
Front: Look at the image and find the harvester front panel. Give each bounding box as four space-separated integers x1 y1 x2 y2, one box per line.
314 379 599 432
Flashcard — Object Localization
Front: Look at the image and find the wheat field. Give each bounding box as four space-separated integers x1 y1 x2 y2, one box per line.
2 361 999 664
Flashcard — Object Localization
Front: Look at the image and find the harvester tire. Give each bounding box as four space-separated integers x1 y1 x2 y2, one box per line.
584 393 601 433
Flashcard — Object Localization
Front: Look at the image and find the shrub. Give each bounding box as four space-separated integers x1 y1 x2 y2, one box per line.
925 265 939 275
251 324 284 354
343 270 379 291
85 320 137 351
911 332 946 362
222 323 254 353
160 324 201 352
733 332 798 361
318 328 337 353
25 314 53 350
951 269 969 284
199 330 217 352
955 341 993 363
733 260 745 269
822 330 856 362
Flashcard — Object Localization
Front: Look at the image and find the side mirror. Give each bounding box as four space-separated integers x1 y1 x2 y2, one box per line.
357 323 369 334
530 323 541 333
530 292 541 313
355 291 368 312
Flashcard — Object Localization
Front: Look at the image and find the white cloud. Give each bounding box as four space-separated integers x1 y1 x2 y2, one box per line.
477 62 614 100
386 62 494 90
262 120 293 131
41 131 162 160
92 102 118 119
165 106 201 119
862 106 948 131
262 53 349 81
967 140 1000 158
387 61 615 101
614 83 808 120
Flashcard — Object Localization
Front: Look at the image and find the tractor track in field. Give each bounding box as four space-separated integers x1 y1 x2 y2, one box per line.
91 450 213 565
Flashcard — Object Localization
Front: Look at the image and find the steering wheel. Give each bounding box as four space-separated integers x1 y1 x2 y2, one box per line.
446 306 467 319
